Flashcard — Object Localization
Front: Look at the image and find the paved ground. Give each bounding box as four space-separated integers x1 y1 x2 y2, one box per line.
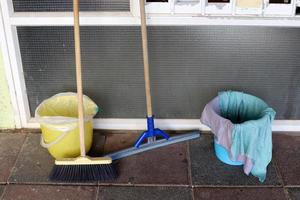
0 131 299 200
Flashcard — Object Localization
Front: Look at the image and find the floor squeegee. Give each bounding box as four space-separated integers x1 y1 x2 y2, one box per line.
105 0 200 161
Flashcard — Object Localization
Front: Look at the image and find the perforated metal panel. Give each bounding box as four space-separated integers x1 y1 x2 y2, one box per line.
13 0 130 12
18 26 300 119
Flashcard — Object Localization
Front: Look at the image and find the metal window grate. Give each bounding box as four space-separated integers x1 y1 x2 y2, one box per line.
12 0 130 12
18 26 300 119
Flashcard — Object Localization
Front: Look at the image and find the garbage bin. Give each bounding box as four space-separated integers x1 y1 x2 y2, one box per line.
200 90 276 180
35 92 99 159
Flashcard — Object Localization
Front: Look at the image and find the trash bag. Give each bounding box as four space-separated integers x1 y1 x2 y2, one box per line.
35 92 99 159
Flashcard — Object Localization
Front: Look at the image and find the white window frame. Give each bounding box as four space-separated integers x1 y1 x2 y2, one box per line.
174 0 202 14
1 1 299 27
204 0 233 15
146 0 173 13
1 0 300 131
264 0 296 16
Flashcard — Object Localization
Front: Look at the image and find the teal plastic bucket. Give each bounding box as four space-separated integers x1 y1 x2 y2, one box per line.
214 141 243 166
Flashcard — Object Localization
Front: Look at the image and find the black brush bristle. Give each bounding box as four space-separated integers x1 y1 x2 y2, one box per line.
49 164 117 182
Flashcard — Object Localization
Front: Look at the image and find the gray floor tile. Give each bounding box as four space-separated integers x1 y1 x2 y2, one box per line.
103 132 141 154
2 185 97 200
0 133 26 183
273 134 300 185
88 131 106 157
190 134 281 186
288 188 300 200
102 142 189 185
194 187 287 200
8 134 58 184
0 185 5 198
98 186 192 200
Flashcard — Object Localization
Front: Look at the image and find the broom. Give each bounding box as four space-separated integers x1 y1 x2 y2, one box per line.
49 0 117 182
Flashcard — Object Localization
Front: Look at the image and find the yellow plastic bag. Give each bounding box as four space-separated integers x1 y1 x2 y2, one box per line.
35 92 99 159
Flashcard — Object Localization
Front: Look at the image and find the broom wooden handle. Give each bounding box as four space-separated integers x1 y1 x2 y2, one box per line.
73 0 86 156
139 0 153 117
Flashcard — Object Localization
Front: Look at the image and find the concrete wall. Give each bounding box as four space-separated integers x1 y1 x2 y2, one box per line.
0 50 15 129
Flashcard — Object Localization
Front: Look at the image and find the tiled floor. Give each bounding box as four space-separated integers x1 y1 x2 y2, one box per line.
0 131 299 200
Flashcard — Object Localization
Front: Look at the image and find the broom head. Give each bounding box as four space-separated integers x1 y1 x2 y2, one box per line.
49 156 117 182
